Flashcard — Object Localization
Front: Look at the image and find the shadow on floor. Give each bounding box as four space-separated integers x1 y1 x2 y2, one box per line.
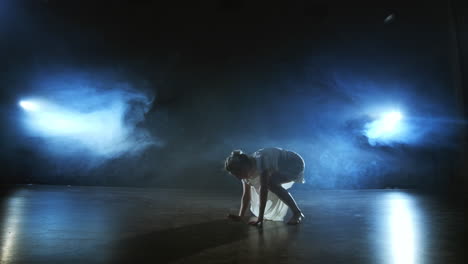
112 219 252 263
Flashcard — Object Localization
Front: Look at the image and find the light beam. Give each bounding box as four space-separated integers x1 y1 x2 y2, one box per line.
364 110 406 145
19 100 39 111
18 86 155 158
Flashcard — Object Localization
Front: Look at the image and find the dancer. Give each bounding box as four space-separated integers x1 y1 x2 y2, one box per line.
225 147 305 226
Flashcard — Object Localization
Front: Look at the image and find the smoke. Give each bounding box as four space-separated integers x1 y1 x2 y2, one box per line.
364 111 404 145
329 74 463 148
17 71 159 167
220 68 463 189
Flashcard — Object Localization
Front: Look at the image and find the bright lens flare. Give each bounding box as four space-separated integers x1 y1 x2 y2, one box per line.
19 100 39 111
383 111 402 123
364 111 404 145
18 92 155 158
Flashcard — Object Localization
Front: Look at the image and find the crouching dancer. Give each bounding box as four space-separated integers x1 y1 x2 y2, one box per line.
225 147 305 227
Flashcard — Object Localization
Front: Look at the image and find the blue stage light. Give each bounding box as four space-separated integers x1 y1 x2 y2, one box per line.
19 100 40 111
18 87 155 158
364 111 404 145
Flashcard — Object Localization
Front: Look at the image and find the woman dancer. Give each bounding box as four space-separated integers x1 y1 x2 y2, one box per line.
225 147 305 226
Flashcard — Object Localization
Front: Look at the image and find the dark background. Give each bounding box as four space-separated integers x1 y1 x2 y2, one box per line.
1 0 468 192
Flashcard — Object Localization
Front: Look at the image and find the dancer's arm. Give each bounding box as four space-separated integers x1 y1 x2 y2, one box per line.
249 170 270 226
228 180 251 221
239 180 251 217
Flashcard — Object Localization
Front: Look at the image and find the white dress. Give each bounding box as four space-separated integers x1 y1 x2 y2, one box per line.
244 148 305 221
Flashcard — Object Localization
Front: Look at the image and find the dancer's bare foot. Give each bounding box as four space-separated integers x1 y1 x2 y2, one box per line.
287 212 305 225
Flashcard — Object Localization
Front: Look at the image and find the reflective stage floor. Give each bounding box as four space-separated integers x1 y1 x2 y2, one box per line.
0 185 466 264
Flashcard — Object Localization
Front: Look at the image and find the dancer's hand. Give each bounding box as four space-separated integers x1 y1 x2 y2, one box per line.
248 218 263 227
227 214 242 222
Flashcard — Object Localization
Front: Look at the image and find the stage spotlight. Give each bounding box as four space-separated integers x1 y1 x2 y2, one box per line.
380 111 402 131
365 111 404 141
18 91 155 157
19 100 39 111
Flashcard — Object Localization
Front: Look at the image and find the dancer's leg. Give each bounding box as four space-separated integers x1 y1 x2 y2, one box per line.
268 177 304 224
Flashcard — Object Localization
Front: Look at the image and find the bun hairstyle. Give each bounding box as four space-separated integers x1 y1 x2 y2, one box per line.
225 149 251 174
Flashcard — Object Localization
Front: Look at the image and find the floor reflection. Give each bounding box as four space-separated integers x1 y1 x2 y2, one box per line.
247 221 299 262
385 192 421 264
0 187 464 264
0 193 24 264
0 187 116 263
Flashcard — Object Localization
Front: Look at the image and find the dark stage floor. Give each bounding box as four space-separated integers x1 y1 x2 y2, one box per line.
0 185 465 264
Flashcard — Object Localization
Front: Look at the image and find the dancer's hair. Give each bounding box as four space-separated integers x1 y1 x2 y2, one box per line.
225 150 252 175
